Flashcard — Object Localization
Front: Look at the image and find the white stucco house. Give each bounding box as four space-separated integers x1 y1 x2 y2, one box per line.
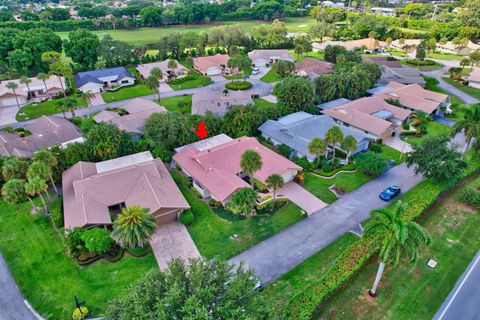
74 67 135 93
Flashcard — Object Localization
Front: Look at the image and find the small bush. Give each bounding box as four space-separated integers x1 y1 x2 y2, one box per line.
294 172 305 184
253 178 268 192
50 207 64 229
369 143 382 153
179 210 195 225
321 164 333 173
402 122 410 130
168 75 197 85
460 188 480 209
277 144 292 158
355 151 388 175
208 199 222 208
405 59 436 66
293 157 314 171
225 81 253 91
80 228 114 254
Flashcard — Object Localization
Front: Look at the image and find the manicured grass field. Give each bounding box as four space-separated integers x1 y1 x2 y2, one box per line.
159 94 192 113
427 52 464 61
16 96 87 121
260 68 283 83
254 98 277 108
303 171 373 204
56 17 316 45
317 175 480 319
171 170 306 260
407 121 452 146
442 76 480 100
0 197 157 319
378 144 403 165
261 232 359 312
101 84 153 102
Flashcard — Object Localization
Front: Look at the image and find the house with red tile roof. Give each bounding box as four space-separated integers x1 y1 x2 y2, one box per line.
62 151 189 229
193 54 232 76
173 135 302 204
294 59 332 79
312 38 387 52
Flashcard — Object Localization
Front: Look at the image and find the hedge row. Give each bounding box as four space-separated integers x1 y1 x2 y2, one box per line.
282 157 480 319
310 163 357 178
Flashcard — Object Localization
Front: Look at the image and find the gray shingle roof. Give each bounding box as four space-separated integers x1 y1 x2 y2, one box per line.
258 112 370 159
74 67 134 88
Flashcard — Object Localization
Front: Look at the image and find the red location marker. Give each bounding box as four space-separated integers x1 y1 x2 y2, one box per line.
195 122 208 139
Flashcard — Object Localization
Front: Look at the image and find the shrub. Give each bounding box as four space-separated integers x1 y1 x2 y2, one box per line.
355 151 388 175
208 199 222 208
179 210 194 225
402 122 410 130
311 163 357 177
256 197 289 213
293 157 313 171
294 172 305 184
321 164 333 173
253 178 268 192
369 143 382 153
225 81 253 91
64 228 85 257
168 75 196 85
50 207 64 229
80 228 114 254
405 59 436 66
460 188 480 209
277 144 291 158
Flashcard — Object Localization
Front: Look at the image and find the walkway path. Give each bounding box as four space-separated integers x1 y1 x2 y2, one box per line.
229 163 424 284
0 253 40 320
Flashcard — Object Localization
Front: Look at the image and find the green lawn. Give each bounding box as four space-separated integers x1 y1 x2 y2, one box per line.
0 197 157 319
254 98 277 108
378 144 403 165
16 96 87 121
427 52 464 61
424 76 464 106
442 76 480 100
289 50 325 61
101 84 153 102
407 121 452 146
317 175 480 319
167 63 212 90
303 171 373 204
159 94 192 113
56 17 315 45
260 68 283 83
171 170 306 260
400 60 443 70
261 232 359 312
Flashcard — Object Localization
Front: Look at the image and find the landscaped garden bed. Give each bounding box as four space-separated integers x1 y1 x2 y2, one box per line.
225 81 253 91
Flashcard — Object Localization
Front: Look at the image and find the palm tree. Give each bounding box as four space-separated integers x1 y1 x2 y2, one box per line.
32 149 59 195
37 73 50 98
265 174 284 204
240 150 263 186
308 137 327 168
81 91 95 107
2 179 27 204
341 135 358 163
20 76 32 99
64 97 78 117
325 126 344 158
27 161 52 202
452 104 480 154
25 177 49 214
145 75 160 101
167 59 178 79
6 82 21 109
2 157 28 181
150 67 163 101
110 205 157 249
55 99 68 118
364 201 431 297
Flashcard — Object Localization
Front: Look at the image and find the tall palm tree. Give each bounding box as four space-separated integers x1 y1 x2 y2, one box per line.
308 137 327 168
20 76 32 99
81 91 95 107
265 174 284 204
364 201 431 297
25 177 49 214
325 126 344 158
145 75 160 101
2 178 27 204
110 206 157 249
240 150 263 186
32 149 59 195
27 161 54 202
6 82 21 109
64 97 78 117
451 104 480 154
37 73 50 98
341 135 358 163
55 100 68 118
167 59 178 79
150 67 163 101
2 157 28 181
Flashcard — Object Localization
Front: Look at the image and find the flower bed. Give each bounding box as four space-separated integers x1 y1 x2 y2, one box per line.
225 81 253 91
311 163 357 178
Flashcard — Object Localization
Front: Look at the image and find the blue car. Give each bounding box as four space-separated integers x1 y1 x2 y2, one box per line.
379 186 401 201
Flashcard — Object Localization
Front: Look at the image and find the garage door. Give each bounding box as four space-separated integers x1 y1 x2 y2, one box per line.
155 210 178 226
206 67 221 76
254 58 268 67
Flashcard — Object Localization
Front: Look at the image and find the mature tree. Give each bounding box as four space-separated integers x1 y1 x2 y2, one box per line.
36 73 50 98
341 135 358 162
251 19 288 48
314 74 337 103
272 60 295 78
105 258 269 319
451 104 480 154
308 21 332 42
167 60 177 78
19 76 32 98
5 82 21 109
140 6 163 26
227 188 258 216
273 77 316 114
27 161 52 202
63 97 79 117
355 151 388 175
25 177 49 214
98 35 135 67
252 0 284 20
2 178 28 205
145 75 160 101
63 29 100 70
364 201 431 296
55 99 69 119
308 137 327 168
158 32 184 60
151 67 163 100
85 123 124 161
240 150 263 186
7 49 32 74
208 25 250 53
416 46 426 62
222 104 262 137
2 157 28 181
325 126 344 158
458 0 480 28
41 51 70 98
144 112 195 151
111 205 156 249
265 174 284 204
406 135 467 184
32 149 59 195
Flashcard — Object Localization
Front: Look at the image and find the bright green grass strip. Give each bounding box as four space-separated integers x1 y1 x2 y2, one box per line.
16 97 87 121
260 68 283 83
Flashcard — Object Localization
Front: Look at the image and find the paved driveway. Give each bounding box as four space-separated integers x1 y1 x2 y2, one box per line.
249 67 271 80
89 93 105 106
0 106 19 126
384 135 412 153
159 82 174 93
229 163 424 284
0 253 39 320
275 182 327 215
434 251 480 320
150 222 201 270
423 68 480 105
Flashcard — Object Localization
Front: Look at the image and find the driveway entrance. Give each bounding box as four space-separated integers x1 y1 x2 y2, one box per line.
149 222 201 270
275 182 328 215
384 135 412 153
